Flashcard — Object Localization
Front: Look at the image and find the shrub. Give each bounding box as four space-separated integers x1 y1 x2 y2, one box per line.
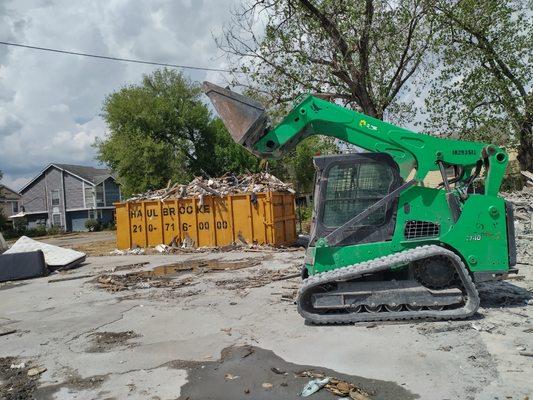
46 226 65 236
85 218 101 232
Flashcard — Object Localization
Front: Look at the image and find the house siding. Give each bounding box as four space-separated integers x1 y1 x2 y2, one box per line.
64 173 85 209
21 176 47 213
44 167 65 228
19 164 121 232
104 178 121 206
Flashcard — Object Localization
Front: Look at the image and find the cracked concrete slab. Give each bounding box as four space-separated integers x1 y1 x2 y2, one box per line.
0 249 532 399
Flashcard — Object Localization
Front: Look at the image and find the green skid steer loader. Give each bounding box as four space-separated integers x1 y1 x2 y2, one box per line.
203 82 517 324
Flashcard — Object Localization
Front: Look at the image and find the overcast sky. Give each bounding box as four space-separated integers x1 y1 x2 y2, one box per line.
0 0 237 190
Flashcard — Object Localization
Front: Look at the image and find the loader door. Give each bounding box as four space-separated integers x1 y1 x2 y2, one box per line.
310 153 402 246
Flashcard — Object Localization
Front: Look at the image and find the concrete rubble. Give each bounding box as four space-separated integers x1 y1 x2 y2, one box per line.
503 187 533 264
127 172 295 201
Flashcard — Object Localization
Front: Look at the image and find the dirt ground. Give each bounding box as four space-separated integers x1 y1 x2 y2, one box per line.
0 234 532 399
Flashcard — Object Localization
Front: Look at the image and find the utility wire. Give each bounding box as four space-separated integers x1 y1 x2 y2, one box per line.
0 41 232 73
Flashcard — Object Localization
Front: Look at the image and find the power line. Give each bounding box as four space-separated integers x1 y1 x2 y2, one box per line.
0 41 232 73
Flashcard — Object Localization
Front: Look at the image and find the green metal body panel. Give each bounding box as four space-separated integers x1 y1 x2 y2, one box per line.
307 187 510 275
250 94 511 277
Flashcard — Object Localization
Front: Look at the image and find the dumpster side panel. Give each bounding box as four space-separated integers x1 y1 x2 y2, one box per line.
231 195 253 242
115 191 296 249
115 203 131 249
251 194 268 245
145 201 163 246
197 198 214 247
162 201 179 245
129 202 146 247
213 197 232 246
178 199 197 245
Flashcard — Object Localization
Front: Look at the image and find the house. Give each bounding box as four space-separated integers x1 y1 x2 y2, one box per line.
0 184 21 219
18 164 121 231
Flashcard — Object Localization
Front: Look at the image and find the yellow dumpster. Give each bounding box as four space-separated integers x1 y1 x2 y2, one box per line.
114 192 297 249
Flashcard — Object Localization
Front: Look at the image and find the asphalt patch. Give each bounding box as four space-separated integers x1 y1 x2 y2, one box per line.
0 357 39 400
172 345 418 400
85 330 140 353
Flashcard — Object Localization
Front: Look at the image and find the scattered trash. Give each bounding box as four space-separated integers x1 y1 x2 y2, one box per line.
48 274 93 283
221 328 232 336
95 273 195 292
297 371 372 399
224 373 239 380
299 377 330 397
110 247 145 256
127 172 295 202
4 236 86 270
438 345 453 352
271 367 286 375
471 322 496 333
262 382 273 389
27 366 46 377
154 244 170 253
10 362 25 369
0 329 17 337
215 264 301 291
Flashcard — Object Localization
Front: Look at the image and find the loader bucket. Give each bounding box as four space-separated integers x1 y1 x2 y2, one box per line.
203 82 268 150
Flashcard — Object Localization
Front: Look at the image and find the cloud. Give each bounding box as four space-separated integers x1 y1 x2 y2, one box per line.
0 0 237 190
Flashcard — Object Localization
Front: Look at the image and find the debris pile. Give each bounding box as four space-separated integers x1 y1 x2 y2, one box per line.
215 265 300 291
503 187 533 233
95 273 195 292
127 172 295 201
521 170 533 187
503 187 533 264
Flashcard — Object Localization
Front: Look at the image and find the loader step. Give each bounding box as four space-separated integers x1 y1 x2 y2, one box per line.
312 280 463 310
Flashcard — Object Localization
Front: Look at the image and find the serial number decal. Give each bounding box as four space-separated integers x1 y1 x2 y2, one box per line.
452 149 476 156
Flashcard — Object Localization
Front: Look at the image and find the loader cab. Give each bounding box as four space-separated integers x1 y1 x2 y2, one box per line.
310 153 403 247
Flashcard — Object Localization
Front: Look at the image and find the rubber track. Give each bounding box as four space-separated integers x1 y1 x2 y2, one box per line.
297 245 479 324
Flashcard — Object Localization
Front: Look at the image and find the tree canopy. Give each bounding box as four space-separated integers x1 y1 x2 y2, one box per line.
220 0 435 121
424 0 532 172
96 69 259 196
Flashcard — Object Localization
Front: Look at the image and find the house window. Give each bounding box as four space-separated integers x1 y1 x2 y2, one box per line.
12 202 19 214
51 190 60 206
95 185 104 207
88 210 102 220
52 213 61 227
85 186 94 208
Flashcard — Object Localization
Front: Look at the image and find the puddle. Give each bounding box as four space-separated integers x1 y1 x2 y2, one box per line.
138 258 262 279
172 346 418 400
95 258 264 292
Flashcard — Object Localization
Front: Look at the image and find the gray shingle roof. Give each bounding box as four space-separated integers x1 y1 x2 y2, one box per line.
54 164 114 184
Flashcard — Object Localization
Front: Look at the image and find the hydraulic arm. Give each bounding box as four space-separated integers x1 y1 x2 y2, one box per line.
204 82 508 196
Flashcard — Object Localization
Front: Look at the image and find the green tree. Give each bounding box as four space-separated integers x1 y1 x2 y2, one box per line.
0 170 8 231
424 0 532 172
96 69 259 196
220 0 436 121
